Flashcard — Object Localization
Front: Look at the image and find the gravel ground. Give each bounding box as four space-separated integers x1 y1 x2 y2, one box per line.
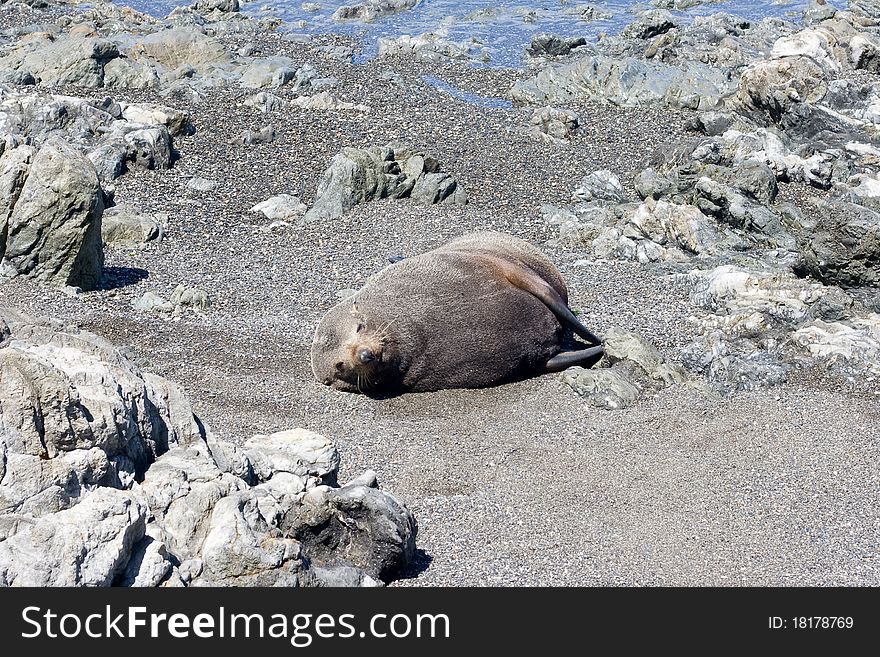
1 8 879 585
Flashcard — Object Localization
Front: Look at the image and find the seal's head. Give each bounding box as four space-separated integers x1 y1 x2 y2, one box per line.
310 301 399 394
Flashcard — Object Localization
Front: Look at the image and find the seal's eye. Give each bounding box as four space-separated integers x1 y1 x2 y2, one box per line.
334 361 344 372
356 323 365 333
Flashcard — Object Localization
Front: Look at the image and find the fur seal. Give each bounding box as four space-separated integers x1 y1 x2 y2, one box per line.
310 231 603 395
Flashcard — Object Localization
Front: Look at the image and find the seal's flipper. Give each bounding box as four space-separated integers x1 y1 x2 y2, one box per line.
544 345 605 372
474 254 603 345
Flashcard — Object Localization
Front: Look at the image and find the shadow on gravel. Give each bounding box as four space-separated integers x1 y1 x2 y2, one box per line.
96 266 149 290
399 549 434 581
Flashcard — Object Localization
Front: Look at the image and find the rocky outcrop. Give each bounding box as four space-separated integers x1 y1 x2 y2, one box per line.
0 138 104 290
305 143 466 223
332 0 418 23
563 329 687 409
0 89 187 183
0 20 331 94
0 34 120 87
794 199 880 288
511 53 735 110
528 107 580 143
0 309 418 586
378 32 489 63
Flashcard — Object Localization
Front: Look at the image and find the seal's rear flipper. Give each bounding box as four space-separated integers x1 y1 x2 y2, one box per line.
475 254 603 345
544 345 605 373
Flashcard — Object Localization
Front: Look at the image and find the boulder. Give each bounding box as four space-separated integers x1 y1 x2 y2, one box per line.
0 489 147 586
0 138 104 290
794 199 880 288
305 144 465 222
0 34 119 87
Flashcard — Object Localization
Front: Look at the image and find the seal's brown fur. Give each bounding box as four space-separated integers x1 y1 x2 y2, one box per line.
310 231 601 395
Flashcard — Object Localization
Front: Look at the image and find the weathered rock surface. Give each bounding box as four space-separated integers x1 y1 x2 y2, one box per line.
0 89 184 183
378 31 489 63
332 0 418 23
563 329 686 409
528 106 580 143
0 309 418 586
305 143 466 222
0 138 104 290
101 205 163 246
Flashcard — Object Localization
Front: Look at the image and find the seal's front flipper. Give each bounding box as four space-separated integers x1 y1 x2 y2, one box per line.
476 254 603 345
544 346 605 373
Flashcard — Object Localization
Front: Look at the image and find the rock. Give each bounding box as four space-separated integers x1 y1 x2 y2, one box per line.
133 286 210 316
305 143 465 222
234 125 276 145
602 328 687 385
621 9 676 40
244 91 285 113
692 177 783 238
0 34 119 87
527 34 588 58
572 169 625 204
769 29 841 76
528 106 580 142
790 316 880 375
122 125 174 170
250 194 307 220
119 102 193 137
511 53 735 111
118 536 173 587
292 91 370 112
564 3 613 22
735 56 828 124
850 32 880 71
284 478 417 582
186 177 217 192
133 291 174 314
332 0 417 22
239 56 298 89
804 0 837 24
244 429 340 484
685 265 827 325
561 367 642 409
794 199 880 288
680 331 792 393
377 32 489 63
102 206 163 246
0 138 104 290
0 89 183 183
0 488 147 586
170 284 211 312
687 111 735 137
131 28 234 72
193 0 240 12
103 58 159 90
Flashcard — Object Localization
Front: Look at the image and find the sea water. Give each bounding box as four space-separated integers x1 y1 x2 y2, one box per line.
122 0 847 68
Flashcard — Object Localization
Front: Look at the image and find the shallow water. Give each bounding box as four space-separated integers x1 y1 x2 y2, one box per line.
125 0 843 67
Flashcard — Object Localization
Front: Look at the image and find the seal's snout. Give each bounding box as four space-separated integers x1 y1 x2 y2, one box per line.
357 347 375 364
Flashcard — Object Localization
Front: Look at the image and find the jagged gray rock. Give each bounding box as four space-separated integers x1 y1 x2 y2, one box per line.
794 199 880 288
305 143 465 222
